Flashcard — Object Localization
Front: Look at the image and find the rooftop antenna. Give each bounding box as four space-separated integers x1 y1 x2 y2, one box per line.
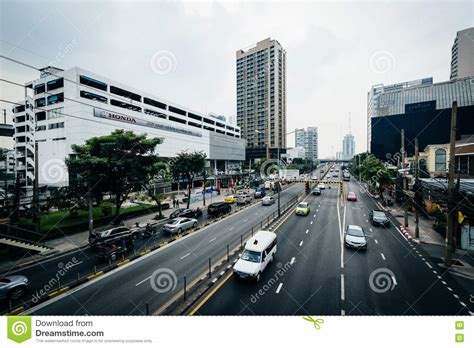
348 112 352 135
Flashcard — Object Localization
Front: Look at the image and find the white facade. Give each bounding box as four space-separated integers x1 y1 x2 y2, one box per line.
342 133 355 160
450 27 474 80
284 146 306 163
295 127 318 161
13 66 245 189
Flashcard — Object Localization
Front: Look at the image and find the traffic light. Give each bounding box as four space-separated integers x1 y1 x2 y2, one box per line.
305 181 310 194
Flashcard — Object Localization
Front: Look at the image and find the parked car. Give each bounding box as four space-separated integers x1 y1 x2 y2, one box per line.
344 225 367 249
312 188 321 196
96 235 135 262
0 275 29 300
169 208 202 219
369 210 390 227
163 217 198 235
347 192 357 201
262 196 276 205
295 202 310 216
224 195 238 204
89 226 139 245
207 202 232 217
237 194 252 206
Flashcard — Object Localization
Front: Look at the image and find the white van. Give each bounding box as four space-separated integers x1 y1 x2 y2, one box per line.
233 231 277 282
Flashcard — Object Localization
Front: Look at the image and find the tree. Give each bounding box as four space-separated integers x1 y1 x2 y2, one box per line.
151 193 166 219
66 130 163 221
169 151 207 208
360 154 392 196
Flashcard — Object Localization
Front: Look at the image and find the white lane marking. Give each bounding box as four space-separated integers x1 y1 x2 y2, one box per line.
432 270 437 274
135 276 151 286
380 253 386 260
366 219 369 223
453 294 459 299
299 241 304 247
276 283 283 294
310 221 313 225
290 257 296 265
305 229 309 234
228 227 234 231
341 274 345 300
442 280 447 285
209 237 216 243
369 228 373 232
391 275 398 286
447 287 453 292
460 302 467 307
69 261 84 268
341 309 345 315
425 262 433 269
374 239 378 244
316 209 319 212
243 219 248 222
180 252 191 260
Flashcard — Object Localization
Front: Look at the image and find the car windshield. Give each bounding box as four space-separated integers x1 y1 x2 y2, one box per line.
0 278 10 283
298 203 308 209
349 192 355 196
373 211 386 219
347 227 364 237
241 250 262 263
168 219 179 225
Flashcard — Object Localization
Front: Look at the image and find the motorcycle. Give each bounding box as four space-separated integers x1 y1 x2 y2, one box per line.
142 223 156 238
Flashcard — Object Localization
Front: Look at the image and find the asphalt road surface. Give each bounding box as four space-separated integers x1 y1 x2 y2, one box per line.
194 166 473 315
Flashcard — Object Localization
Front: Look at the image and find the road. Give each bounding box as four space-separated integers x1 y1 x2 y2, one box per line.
194 166 473 315
21 179 309 315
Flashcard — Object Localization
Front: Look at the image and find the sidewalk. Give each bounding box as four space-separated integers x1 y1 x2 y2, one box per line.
0 192 229 272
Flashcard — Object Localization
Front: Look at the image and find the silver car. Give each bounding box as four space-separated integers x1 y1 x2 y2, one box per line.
262 196 275 205
163 217 198 235
0 275 29 300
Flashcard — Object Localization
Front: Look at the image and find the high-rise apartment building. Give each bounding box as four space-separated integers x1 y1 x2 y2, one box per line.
295 127 318 161
236 38 287 161
450 27 474 80
342 133 355 160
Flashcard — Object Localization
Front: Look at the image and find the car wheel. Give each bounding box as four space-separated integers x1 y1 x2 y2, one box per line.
132 233 139 240
9 286 26 300
193 222 197 228
255 272 261 282
178 228 183 234
110 253 117 261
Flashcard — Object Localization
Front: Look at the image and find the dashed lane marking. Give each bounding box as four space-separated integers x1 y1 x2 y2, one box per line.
381 253 386 260
209 237 216 243
299 241 304 247
374 239 378 244
276 283 283 294
180 253 191 260
290 257 296 265
305 229 309 234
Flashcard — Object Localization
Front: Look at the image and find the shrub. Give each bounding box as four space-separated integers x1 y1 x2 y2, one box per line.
100 202 114 216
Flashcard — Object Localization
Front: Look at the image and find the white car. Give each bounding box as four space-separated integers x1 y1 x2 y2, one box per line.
233 231 277 282
163 217 198 234
317 183 326 189
262 196 275 205
344 225 367 249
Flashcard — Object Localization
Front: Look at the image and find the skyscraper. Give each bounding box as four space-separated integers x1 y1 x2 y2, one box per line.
450 27 474 80
342 133 355 160
236 38 287 161
295 127 318 161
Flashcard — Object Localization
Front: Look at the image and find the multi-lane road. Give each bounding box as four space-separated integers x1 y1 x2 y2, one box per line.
20 179 307 315
193 167 473 316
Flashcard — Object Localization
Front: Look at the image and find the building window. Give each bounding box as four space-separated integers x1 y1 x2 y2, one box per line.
47 93 64 105
435 149 447 172
36 98 46 107
52 137 66 141
79 75 108 91
80 90 107 103
35 125 46 132
144 109 166 119
169 115 186 124
47 78 64 91
48 122 65 130
34 84 45 94
47 108 64 120
110 85 141 102
36 112 46 121
110 99 142 112
168 106 186 116
144 97 167 110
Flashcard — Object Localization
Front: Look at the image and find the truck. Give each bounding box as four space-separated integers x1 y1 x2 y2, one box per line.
343 172 350 181
279 169 299 180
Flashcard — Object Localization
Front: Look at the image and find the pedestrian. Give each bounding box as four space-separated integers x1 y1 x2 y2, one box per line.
172 198 176 208
176 199 180 208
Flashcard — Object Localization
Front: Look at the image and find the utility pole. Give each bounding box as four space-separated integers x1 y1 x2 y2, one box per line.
414 137 419 239
401 129 408 227
445 101 457 267
88 186 93 235
33 141 40 234
358 154 361 182
202 169 207 207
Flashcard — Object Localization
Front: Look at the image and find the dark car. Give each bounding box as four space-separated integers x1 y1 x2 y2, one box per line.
0 275 29 300
89 226 138 245
312 188 321 195
207 202 231 217
369 210 390 227
170 208 202 219
254 188 266 198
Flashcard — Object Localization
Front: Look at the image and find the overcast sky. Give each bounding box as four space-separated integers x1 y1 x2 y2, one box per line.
1 0 472 157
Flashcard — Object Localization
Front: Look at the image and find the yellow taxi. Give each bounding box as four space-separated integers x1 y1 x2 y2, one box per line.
224 195 238 204
295 202 310 216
